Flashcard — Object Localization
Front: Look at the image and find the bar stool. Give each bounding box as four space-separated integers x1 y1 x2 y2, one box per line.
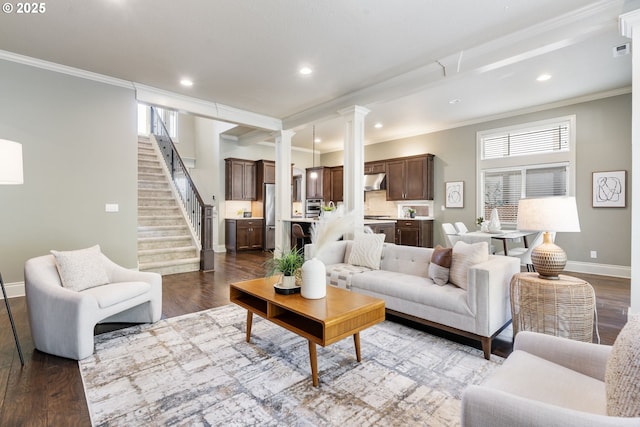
291 224 310 250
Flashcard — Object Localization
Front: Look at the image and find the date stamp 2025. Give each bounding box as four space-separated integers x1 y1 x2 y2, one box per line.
3 2 46 14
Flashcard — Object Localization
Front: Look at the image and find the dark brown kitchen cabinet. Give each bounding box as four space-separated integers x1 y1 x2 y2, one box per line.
395 219 433 248
225 158 256 201
306 167 330 201
225 219 264 252
292 175 302 202
364 161 386 174
256 160 275 184
386 154 434 201
329 166 343 203
368 222 396 243
255 159 275 203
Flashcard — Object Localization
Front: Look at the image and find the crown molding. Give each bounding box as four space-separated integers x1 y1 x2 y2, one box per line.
0 49 282 133
620 8 640 38
0 50 134 90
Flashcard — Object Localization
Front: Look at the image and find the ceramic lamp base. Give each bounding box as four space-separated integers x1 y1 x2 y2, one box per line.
531 232 567 280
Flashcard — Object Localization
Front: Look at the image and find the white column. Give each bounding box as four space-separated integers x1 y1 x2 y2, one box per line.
338 106 370 234
274 129 295 256
621 9 640 316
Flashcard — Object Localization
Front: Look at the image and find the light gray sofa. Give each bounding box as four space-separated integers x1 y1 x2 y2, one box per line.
25 253 162 360
306 241 519 359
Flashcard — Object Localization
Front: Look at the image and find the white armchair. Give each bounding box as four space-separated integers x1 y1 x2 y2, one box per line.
25 252 162 360
462 331 640 426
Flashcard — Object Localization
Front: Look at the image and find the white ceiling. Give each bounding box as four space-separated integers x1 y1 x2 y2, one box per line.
0 0 637 152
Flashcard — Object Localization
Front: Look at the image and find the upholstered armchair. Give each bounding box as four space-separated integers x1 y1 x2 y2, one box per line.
24 247 162 360
462 328 640 426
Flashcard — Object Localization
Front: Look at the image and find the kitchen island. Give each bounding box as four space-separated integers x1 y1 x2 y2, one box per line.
285 217 401 245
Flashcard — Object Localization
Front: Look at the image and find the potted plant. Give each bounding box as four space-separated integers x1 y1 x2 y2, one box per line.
407 208 416 218
265 248 304 288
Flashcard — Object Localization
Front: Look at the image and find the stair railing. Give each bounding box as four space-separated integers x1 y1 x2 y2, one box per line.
150 107 214 271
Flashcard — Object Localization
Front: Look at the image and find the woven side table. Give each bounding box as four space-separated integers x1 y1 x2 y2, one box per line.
510 272 595 342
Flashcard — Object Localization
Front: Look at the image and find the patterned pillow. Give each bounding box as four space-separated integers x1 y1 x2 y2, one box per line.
429 245 452 286
449 241 489 290
348 233 386 270
605 314 640 417
51 245 109 292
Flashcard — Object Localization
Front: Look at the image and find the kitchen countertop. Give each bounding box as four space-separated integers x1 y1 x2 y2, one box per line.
283 217 433 224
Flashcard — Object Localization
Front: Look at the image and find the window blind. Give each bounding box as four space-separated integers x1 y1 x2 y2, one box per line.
483 124 569 160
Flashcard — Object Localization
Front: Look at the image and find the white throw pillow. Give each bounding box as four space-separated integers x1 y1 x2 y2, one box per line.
605 314 640 417
51 245 109 292
348 233 386 270
449 241 489 289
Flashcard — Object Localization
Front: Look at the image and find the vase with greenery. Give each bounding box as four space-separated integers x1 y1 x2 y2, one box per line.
407 208 416 218
265 248 304 287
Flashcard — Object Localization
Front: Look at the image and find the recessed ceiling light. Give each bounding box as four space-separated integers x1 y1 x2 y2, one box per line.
536 73 552 82
449 98 461 104
314 137 321 143
299 67 313 75
180 78 193 87
374 123 383 129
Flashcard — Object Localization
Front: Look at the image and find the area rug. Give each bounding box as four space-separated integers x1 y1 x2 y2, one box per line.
79 304 503 426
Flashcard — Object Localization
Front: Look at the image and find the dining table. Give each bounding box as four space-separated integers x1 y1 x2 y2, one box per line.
458 230 537 256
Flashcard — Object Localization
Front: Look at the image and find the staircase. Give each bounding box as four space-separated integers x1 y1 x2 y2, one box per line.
137 136 200 275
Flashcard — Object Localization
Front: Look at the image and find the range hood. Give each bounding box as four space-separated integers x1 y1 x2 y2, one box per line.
364 173 386 191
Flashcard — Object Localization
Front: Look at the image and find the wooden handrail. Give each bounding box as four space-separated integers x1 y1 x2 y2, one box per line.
150 107 214 271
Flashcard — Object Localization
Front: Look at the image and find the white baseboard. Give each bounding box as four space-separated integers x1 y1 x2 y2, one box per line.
565 260 631 279
214 245 227 253
1 281 25 299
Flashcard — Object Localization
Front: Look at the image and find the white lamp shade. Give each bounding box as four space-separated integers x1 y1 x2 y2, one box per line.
517 196 580 232
0 139 23 185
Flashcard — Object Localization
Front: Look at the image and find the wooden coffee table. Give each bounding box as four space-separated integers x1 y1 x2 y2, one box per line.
230 276 385 386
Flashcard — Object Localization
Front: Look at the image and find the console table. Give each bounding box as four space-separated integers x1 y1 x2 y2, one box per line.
510 272 596 342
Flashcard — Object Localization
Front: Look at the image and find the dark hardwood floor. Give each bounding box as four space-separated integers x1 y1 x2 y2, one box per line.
0 250 630 426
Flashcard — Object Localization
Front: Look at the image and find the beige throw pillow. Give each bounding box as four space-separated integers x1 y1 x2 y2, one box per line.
605 314 640 417
51 245 109 292
449 241 489 290
429 245 452 286
348 233 386 270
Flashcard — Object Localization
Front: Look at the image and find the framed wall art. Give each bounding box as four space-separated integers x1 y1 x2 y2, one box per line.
445 181 464 208
592 170 626 208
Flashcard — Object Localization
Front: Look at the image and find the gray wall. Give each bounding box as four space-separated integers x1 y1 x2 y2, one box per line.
322 94 632 267
0 59 138 282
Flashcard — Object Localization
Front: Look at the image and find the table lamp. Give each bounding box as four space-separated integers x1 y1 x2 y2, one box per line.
516 196 580 280
0 138 25 365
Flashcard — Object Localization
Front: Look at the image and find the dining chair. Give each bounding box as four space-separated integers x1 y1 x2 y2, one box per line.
508 231 549 271
454 222 469 234
442 223 460 248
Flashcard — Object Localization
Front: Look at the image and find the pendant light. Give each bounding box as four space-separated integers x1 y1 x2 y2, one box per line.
310 125 318 179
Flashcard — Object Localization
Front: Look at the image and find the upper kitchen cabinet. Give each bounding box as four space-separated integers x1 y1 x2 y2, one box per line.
292 175 302 202
386 154 434 201
329 166 343 203
255 159 275 202
256 160 275 185
364 161 386 174
225 158 256 201
306 167 330 200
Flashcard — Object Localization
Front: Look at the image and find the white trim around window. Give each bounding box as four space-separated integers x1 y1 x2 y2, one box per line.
476 115 577 226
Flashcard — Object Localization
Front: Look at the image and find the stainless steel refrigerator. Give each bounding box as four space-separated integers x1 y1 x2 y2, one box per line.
264 183 275 250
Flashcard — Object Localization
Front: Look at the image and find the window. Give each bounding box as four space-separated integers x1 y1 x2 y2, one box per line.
137 103 150 136
151 106 178 139
477 116 575 226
